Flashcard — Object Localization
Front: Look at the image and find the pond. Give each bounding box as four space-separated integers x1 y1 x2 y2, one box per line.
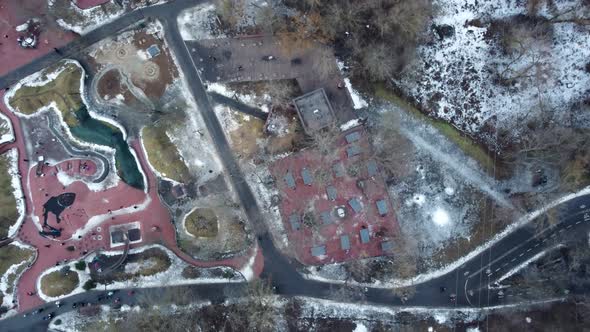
70 106 144 189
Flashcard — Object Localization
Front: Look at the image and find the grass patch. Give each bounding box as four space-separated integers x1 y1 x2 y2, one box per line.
181 266 202 279
185 208 219 238
96 248 171 283
40 269 79 298
8 62 83 127
0 153 18 238
0 117 11 139
561 151 590 191
8 61 144 189
142 125 191 183
229 112 265 159
0 244 34 281
374 83 496 175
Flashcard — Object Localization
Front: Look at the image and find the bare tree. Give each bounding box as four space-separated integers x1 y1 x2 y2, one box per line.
224 280 277 332
215 0 246 30
371 111 415 179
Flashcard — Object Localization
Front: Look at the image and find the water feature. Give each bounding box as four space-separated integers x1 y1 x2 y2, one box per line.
70 106 144 189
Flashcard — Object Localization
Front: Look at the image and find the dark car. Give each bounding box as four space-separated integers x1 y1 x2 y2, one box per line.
42 313 54 321
32 308 44 315
72 302 78 309
262 55 276 61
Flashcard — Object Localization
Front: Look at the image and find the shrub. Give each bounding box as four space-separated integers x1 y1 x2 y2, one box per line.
82 279 97 291
74 260 86 271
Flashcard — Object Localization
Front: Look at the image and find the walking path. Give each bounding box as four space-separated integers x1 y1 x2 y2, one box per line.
0 88 262 312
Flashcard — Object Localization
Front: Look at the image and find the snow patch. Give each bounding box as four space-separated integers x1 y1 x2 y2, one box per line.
344 78 368 109
340 118 361 131
177 3 222 40
4 148 26 237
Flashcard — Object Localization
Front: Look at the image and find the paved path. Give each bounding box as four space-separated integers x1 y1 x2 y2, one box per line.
208 91 268 120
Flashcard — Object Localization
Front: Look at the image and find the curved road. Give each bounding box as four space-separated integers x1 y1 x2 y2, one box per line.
1 1 589 330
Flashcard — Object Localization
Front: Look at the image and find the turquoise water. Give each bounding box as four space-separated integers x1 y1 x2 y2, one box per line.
70 106 144 190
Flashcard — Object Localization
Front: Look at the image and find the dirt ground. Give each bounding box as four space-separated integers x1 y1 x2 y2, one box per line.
177 194 251 260
90 23 179 105
96 68 139 106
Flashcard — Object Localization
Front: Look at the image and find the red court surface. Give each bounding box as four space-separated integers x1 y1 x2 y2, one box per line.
270 127 399 265
0 92 263 312
0 0 77 76
74 0 110 9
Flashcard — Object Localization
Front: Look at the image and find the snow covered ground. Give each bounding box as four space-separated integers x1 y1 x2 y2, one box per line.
0 241 36 318
305 185 590 289
3 148 26 237
208 82 272 113
37 244 244 301
177 3 222 40
50 0 125 35
0 112 14 144
396 0 590 139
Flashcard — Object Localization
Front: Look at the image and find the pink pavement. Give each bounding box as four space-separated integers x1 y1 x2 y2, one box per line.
0 0 77 76
0 90 263 313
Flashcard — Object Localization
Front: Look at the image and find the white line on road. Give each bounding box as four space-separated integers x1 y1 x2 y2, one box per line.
558 229 564 233
519 253 524 257
576 221 581 225
511 258 516 262
526 248 532 252
495 268 501 272
534 243 540 247
566 225 572 229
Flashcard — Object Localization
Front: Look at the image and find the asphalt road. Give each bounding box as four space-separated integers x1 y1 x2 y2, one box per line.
1 1 590 330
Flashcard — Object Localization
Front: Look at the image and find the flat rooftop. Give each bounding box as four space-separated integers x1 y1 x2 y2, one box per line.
293 88 335 133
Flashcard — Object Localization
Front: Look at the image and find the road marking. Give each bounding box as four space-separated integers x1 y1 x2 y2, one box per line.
576 221 581 225
511 258 516 262
519 253 524 257
534 243 540 247
558 229 564 233
551 233 557 238
495 268 501 272
542 239 547 243
526 248 532 252
502 263 508 267
566 225 573 229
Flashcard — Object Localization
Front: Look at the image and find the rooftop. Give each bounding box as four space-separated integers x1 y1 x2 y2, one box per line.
293 88 335 133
